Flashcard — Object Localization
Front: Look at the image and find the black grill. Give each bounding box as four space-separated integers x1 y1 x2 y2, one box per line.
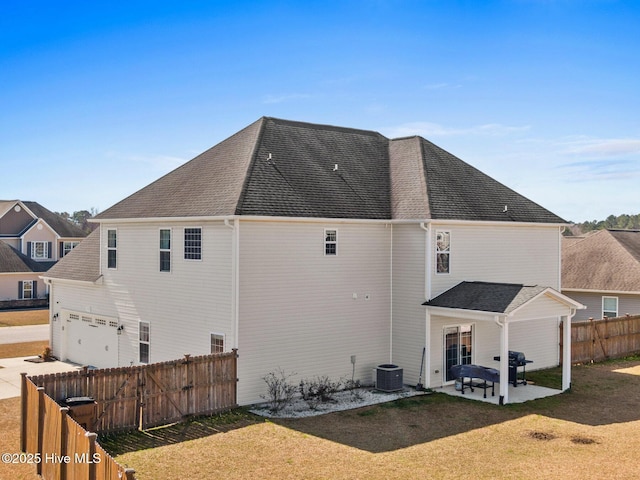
493 351 533 387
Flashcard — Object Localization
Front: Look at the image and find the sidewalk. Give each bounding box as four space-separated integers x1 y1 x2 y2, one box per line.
0 356 80 400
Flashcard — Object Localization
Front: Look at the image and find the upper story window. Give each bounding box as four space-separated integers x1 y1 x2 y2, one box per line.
107 229 117 269
602 296 618 319
160 229 171 272
62 241 80 257
436 230 451 274
184 228 202 260
324 229 337 256
31 241 49 260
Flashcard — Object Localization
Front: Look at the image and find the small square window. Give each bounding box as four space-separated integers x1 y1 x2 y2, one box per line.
211 333 225 354
184 228 202 260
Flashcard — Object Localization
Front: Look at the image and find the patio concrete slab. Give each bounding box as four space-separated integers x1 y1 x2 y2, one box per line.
0 356 80 400
438 382 562 405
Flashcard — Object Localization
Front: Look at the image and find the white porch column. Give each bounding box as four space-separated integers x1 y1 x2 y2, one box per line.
562 315 571 391
497 316 509 405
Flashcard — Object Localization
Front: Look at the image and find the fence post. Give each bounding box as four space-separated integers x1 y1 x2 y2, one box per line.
124 467 137 480
589 318 594 363
36 387 45 476
59 407 70 480
20 373 27 452
85 432 98 480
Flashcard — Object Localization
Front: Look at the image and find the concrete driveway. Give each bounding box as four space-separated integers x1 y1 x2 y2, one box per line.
0 356 80 400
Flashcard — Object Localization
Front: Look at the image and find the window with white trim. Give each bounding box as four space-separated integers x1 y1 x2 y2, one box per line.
184 228 202 260
107 229 117 269
31 241 48 259
324 229 337 256
62 241 79 257
139 321 150 364
210 333 225 354
21 280 34 299
436 230 451 274
602 296 618 319
160 229 171 272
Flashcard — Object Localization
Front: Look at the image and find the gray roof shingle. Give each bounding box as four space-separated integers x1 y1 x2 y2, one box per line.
562 229 640 292
95 117 564 223
423 281 548 314
44 229 101 282
0 242 54 273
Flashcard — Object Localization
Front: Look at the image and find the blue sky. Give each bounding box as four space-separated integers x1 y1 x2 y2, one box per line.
1 0 638 222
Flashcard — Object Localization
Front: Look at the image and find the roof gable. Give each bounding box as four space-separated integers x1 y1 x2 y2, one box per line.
21 202 87 238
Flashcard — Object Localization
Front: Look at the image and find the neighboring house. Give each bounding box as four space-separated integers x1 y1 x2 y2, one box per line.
43 117 583 405
562 229 640 321
0 200 87 308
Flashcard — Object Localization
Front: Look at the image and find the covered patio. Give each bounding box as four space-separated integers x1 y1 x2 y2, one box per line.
438 382 561 405
423 281 585 405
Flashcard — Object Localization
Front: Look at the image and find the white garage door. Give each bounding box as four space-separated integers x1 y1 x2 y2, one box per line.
65 312 118 368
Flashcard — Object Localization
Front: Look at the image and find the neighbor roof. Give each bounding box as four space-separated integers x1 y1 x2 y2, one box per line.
0 242 55 273
423 281 549 314
96 117 565 223
562 230 640 292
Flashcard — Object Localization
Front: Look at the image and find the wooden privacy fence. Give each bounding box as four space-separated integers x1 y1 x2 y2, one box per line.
561 315 640 364
27 350 238 433
20 379 135 480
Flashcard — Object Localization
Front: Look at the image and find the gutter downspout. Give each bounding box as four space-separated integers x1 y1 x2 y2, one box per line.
562 308 577 392
224 219 240 352
389 223 393 364
420 222 431 388
494 315 509 405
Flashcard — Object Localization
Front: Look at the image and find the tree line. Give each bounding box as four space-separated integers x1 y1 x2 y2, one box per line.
566 213 640 236
56 208 99 234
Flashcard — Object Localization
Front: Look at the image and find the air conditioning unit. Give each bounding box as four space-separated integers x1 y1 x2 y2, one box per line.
376 364 403 392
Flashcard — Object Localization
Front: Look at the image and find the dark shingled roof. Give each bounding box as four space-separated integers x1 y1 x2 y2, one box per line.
562 229 640 292
22 202 88 238
96 117 564 223
423 281 548 314
0 242 54 273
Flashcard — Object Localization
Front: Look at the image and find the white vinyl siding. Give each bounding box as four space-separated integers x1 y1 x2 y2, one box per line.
237 220 391 405
52 221 234 367
391 224 427 386
430 223 561 298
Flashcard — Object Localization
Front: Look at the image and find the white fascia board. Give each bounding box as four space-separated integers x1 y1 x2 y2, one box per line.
40 275 103 286
425 305 502 322
420 219 567 228
90 215 394 225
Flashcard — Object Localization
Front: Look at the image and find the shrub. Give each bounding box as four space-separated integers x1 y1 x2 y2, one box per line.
299 375 342 409
261 368 297 412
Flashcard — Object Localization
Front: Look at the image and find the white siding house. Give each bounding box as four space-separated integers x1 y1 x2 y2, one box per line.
44 117 583 405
